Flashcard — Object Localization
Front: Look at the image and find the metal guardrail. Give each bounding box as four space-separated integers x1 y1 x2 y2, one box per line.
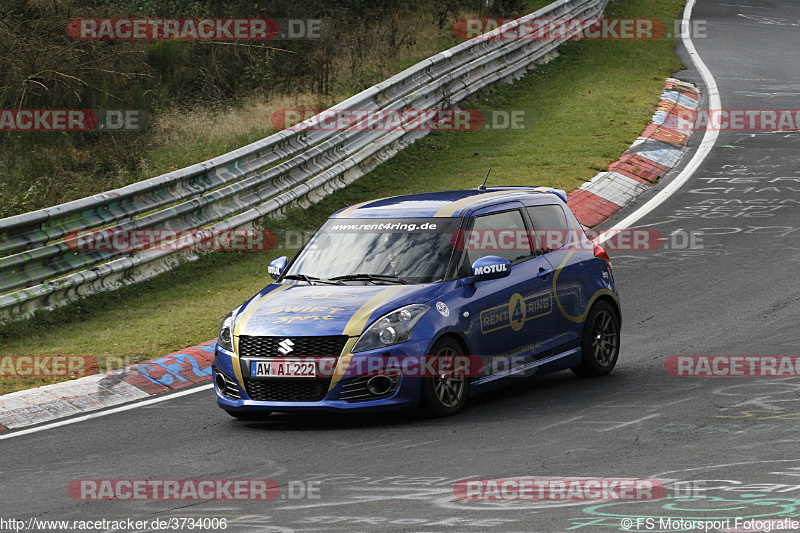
0 0 608 322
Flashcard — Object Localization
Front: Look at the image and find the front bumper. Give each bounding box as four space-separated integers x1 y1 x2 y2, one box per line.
213 339 432 413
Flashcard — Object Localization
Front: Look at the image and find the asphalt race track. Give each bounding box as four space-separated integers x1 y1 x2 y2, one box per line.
2 1 800 531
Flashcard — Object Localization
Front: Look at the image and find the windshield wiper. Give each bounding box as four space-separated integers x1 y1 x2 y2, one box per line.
281 274 342 285
329 273 406 284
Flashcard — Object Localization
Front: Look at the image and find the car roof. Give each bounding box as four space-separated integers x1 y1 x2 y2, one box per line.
330 187 568 219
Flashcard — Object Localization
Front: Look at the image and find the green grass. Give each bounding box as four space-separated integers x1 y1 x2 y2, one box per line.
0 0 686 395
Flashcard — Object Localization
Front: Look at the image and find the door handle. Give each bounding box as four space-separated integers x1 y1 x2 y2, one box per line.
536 267 552 280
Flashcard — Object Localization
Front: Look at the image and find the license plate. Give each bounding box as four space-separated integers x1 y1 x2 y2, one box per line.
250 359 316 378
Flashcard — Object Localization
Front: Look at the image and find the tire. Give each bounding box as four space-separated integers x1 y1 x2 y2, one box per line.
225 409 271 421
572 300 620 377
419 337 470 417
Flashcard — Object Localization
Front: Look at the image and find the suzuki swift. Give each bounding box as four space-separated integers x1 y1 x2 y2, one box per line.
213 187 621 418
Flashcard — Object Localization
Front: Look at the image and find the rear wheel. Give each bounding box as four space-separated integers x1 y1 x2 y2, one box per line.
419 338 469 417
572 301 620 377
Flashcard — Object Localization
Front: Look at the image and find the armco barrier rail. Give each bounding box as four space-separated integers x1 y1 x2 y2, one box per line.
0 0 608 322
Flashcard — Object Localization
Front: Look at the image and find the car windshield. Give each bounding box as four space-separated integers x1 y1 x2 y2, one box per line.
284 218 463 284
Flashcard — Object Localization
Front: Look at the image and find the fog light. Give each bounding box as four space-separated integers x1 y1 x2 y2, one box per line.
214 372 227 394
366 375 394 395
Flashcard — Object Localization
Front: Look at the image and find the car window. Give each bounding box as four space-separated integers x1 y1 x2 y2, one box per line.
285 217 462 284
466 209 532 265
527 204 569 252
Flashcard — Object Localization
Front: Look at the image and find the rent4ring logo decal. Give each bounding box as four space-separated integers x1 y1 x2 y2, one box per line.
480 291 553 334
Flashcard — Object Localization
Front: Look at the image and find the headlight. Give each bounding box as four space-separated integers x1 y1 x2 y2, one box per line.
352 304 430 353
217 310 235 352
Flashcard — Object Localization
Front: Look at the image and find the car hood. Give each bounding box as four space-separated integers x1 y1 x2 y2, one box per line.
234 283 440 338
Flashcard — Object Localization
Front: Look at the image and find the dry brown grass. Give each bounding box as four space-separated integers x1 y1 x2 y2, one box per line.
150 93 334 148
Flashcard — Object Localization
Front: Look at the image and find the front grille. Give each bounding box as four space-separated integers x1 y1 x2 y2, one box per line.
238 335 349 358
245 378 331 402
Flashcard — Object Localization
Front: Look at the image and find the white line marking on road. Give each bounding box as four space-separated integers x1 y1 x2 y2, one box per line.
597 0 721 244
0 384 213 440
540 416 584 430
595 413 661 432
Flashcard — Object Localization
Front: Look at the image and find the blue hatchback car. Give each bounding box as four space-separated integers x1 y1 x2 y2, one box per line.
213 187 621 417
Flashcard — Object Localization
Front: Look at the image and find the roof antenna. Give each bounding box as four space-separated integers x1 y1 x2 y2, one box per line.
478 167 491 192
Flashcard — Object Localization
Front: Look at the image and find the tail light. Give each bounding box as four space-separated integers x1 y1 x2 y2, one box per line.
593 243 612 274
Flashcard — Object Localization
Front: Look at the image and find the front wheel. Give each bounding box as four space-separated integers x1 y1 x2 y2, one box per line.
419 338 469 417
572 300 620 377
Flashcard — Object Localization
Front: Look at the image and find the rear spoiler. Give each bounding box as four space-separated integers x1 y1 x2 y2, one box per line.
530 186 567 203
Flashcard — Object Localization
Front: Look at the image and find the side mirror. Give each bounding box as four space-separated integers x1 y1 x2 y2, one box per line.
463 256 511 285
268 256 287 278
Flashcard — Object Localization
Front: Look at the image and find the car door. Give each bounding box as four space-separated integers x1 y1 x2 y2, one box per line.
526 203 587 356
459 203 556 376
